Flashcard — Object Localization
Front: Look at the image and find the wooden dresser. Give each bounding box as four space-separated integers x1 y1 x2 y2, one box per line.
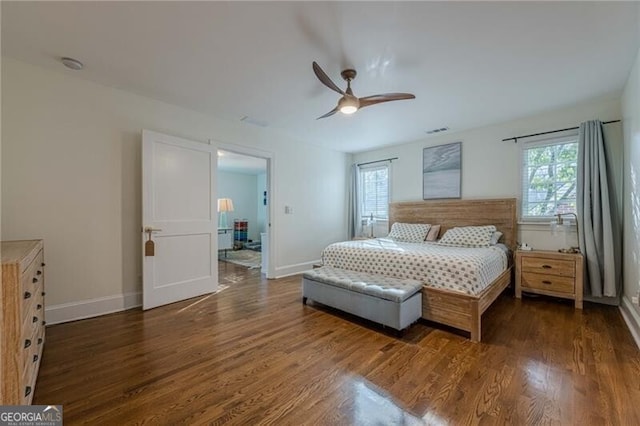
515 249 583 309
1 240 46 404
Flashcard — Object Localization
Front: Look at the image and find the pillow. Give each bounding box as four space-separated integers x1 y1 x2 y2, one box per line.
425 225 441 242
387 223 431 243
438 225 497 248
490 231 503 245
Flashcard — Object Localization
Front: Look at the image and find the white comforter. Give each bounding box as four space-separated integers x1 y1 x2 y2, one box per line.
322 238 509 296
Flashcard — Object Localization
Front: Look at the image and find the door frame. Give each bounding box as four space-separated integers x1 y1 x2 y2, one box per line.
214 141 275 279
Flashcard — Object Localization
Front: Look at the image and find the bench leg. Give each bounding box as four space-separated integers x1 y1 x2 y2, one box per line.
302 296 307 305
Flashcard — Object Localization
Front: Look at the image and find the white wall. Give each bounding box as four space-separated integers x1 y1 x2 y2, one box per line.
353 97 623 252
621 41 640 345
218 171 259 242
1 58 348 321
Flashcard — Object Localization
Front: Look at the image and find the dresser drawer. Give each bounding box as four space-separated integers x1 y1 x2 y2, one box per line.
521 272 575 294
521 257 575 277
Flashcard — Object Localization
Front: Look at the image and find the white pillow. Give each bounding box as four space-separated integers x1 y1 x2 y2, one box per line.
490 231 503 245
438 225 497 248
387 223 431 243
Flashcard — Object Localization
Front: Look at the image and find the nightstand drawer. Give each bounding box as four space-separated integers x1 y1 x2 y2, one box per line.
521 272 574 294
521 257 575 277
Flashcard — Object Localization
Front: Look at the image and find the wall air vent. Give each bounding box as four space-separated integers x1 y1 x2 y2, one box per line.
425 127 450 134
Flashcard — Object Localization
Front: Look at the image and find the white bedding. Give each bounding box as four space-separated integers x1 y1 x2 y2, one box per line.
321 238 509 296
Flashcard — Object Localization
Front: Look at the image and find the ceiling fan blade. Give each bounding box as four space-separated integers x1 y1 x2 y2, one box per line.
316 107 339 120
312 62 344 95
359 93 415 108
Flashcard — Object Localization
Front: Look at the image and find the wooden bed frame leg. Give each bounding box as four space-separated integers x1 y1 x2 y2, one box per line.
470 300 481 342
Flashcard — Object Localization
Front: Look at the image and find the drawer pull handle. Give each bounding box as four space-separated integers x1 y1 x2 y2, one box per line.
25 386 32 397
37 304 42 310
37 338 43 345
41 262 46 267
42 320 47 326
542 280 552 285
37 270 42 275
24 291 32 299
542 265 552 269
32 277 38 283
24 339 32 349
42 292 46 296
33 354 39 363
32 316 38 323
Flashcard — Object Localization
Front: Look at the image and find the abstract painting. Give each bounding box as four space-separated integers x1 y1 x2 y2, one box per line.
423 142 462 199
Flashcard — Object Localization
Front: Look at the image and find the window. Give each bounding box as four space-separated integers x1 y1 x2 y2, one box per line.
359 163 390 220
521 135 578 219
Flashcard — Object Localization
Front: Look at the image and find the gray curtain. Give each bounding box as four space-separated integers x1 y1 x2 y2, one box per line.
577 120 621 298
347 164 361 239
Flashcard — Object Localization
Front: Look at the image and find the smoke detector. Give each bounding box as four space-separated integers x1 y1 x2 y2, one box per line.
61 57 83 71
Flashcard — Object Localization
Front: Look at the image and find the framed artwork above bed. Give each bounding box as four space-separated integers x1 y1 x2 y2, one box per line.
423 142 461 200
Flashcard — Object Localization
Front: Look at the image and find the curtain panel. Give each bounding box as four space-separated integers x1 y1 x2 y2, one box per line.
577 120 621 298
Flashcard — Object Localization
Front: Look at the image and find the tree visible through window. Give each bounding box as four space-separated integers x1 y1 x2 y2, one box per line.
521 137 578 219
360 164 389 220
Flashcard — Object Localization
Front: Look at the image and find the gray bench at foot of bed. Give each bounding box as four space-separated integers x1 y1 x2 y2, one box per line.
301 266 422 331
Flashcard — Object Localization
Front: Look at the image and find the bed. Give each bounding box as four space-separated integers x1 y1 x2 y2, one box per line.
325 198 517 341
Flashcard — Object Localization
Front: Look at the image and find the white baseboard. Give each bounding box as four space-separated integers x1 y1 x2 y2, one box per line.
620 296 640 350
274 260 321 279
45 292 141 325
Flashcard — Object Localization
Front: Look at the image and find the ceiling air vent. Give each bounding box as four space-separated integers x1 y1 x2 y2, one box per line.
425 127 450 135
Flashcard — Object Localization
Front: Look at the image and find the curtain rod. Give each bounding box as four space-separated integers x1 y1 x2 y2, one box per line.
503 120 620 143
357 157 398 167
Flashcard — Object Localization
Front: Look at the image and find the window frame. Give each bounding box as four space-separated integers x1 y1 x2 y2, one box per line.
358 162 391 222
519 131 579 222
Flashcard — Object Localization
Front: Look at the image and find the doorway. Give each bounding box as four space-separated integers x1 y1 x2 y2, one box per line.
217 149 270 280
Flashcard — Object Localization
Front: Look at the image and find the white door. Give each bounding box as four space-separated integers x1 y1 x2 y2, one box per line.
142 130 217 310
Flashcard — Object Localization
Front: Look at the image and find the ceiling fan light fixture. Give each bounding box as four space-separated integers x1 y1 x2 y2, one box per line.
338 95 359 115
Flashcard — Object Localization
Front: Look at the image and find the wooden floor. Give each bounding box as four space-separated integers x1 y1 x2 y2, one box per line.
35 261 640 425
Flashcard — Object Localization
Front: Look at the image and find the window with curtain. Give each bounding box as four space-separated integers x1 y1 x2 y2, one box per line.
359 163 390 220
521 134 578 220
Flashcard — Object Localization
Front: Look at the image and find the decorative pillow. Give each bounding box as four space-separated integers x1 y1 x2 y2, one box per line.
490 231 503 245
425 225 441 242
438 225 497 248
387 223 431 243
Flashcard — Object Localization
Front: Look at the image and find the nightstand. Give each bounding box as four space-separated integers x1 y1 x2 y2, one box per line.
515 250 584 309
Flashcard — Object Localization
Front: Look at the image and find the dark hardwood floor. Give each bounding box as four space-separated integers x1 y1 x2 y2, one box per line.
34 261 640 425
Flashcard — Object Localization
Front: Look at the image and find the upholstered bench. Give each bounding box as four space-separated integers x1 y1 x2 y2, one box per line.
301 266 422 331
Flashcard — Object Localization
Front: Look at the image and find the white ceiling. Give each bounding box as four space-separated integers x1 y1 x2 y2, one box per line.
2 2 638 153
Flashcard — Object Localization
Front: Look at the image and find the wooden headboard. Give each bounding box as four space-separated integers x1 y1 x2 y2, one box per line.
389 198 517 250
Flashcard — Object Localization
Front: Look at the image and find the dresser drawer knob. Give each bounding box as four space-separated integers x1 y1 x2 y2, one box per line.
32 316 38 323
542 280 552 285
36 270 42 275
37 337 43 345
37 304 42 310
42 320 47 326
41 263 46 267
32 277 38 283
542 265 552 269
24 291 32 299
25 386 32 397
42 291 46 296
24 339 32 349
33 354 39 363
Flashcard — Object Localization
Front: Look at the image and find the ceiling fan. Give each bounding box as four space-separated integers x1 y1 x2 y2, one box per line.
312 61 415 119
